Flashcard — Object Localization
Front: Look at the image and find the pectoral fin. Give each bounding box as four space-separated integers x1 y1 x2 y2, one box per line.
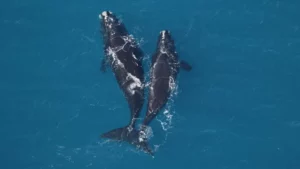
180 60 192 71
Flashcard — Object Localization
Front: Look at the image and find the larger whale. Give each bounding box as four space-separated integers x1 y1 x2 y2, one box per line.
98 11 152 155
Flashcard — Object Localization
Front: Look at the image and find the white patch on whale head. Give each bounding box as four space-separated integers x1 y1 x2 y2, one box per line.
160 30 170 39
160 30 166 39
99 11 112 19
159 30 172 54
102 11 109 17
99 11 115 29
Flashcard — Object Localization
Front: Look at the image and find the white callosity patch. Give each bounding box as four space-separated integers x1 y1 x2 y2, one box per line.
159 30 173 54
160 30 171 40
99 11 112 19
102 11 109 17
160 30 167 39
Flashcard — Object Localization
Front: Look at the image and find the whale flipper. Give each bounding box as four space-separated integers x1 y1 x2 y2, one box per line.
100 127 153 157
179 60 192 71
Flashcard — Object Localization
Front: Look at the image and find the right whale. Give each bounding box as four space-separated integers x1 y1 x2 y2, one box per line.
139 30 192 149
98 11 152 155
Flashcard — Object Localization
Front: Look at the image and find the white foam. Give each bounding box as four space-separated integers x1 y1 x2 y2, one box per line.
138 125 153 142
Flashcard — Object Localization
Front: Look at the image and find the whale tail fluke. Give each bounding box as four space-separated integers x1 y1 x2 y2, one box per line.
100 126 154 157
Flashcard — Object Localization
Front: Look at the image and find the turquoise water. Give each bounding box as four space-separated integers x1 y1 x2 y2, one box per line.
1 0 300 169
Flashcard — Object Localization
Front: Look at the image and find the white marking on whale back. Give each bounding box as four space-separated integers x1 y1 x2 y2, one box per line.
107 47 125 69
108 46 142 96
122 35 138 48
107 46 143 97
152 62 158 70
126 73 143 95
132 53 138 60
106 34 140 67
160 48 167 54
131 53 139 66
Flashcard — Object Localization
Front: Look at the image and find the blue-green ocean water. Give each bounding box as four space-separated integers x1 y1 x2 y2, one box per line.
0 0 299 169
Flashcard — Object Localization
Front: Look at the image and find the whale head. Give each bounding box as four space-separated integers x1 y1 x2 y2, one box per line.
99 11 114 20
99 11 127 37
156 30 176 54
159 30 171 40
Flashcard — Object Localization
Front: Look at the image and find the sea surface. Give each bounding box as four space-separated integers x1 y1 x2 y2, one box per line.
0 0 299 169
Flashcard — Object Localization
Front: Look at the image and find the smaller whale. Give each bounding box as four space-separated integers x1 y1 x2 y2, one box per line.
98 11 152 155
139 30 192 145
